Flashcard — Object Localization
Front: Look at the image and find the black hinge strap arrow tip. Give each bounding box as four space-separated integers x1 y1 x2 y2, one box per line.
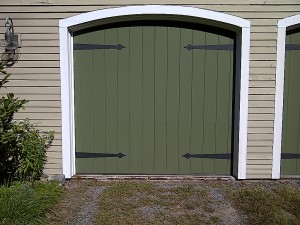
182 153 231 159
74 43 125 50
184 44 234 51
76 152 126 158
286 44 300 51
281 153 300 159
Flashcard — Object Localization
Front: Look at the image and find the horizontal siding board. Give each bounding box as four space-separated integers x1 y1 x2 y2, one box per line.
248 95 275 101
11 61 59 68
248 128 273 134
248 134 273 140
233 12 298 18
251 40 277 47
19 54 59 61
0 87 60 94
13 19 59 26
44 163 62 169
248 146 273 152
6 80 60 87
0 12 76 19
250 54 277 61
5 68 60 74
247 159 273 165
7 74 60 80
251 33 277 40
15 112 61 119
248 121 274 127
248 114 274 121
249 101 274 107
247 153 273 160
47 158 62 164
246 174 272 179
2 5 300 13
46 152 62 160
251 68 276 74
8 26 59 33
247 165 273 170
250 19 277 26
248 108 275 114
249 75 275 81
251 26 277 33
19 47 60 54
22 33 59 40
2 0 300 5
21 107 61 112
43 168 62 175
248 140 273 146
250 47 277 54
249 81 275 87
249 88 275 94
21 40 59 47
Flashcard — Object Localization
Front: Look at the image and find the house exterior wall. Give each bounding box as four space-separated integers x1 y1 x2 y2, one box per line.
0 0 300 179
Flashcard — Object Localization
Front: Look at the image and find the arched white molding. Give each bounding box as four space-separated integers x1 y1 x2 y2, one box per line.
59 5 250 179
273 14 300 179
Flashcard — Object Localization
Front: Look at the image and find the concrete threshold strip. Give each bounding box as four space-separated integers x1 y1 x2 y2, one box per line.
72 175 236 181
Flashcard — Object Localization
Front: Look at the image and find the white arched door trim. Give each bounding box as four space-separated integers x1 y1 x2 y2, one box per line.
59 5 250 179
273 14 300 179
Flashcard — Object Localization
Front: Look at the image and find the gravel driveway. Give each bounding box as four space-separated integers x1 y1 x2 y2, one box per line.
47 178 300 225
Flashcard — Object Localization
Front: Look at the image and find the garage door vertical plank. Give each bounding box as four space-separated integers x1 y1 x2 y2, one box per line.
74 32 94 173
215 35 233 175
105 28 118 173
91 30 106 173
142 27 155 174
154 27 168 174
179 28 192 174
282 32 300 175
129 27 143 172
190 30 205 174
203 32 218 174
117 27 130 173
282 33 299 174
281 35 290 174
295 32 300 174
166 27 180 174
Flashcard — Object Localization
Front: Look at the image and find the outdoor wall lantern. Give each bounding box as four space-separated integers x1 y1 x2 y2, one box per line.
1 17 20 67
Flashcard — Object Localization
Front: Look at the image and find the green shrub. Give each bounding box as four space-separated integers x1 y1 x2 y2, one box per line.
14 120 54 181
0 181 63 225
0 62 54 182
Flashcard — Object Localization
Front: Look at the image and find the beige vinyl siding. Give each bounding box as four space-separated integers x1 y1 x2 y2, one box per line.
1 0 300 178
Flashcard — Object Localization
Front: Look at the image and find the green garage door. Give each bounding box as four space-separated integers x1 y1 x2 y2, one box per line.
281 30 300 175
74 22 234 175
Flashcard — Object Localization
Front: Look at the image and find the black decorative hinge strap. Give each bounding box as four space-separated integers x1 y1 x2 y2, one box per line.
76 152 126 158
286 44 300 51
74 43 125 50
182 153 231 159
281 153 300 159
184 44 234 51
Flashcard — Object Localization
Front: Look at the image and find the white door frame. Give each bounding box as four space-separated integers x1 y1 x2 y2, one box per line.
273 14 300 179
59 5 251 179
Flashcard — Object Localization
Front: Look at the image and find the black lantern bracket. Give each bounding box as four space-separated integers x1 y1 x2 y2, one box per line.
1 17 21 67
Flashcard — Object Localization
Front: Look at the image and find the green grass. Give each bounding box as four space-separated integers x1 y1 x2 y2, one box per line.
230 185 300 225
0 181 63 225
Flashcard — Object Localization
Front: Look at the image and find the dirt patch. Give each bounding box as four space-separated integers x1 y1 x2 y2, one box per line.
48 180 106 225
208 187 246 225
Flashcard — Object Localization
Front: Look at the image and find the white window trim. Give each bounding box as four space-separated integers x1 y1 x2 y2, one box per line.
59 5 250 179
273 14 300 179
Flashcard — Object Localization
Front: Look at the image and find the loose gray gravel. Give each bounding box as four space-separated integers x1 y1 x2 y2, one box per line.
68 186 106 225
